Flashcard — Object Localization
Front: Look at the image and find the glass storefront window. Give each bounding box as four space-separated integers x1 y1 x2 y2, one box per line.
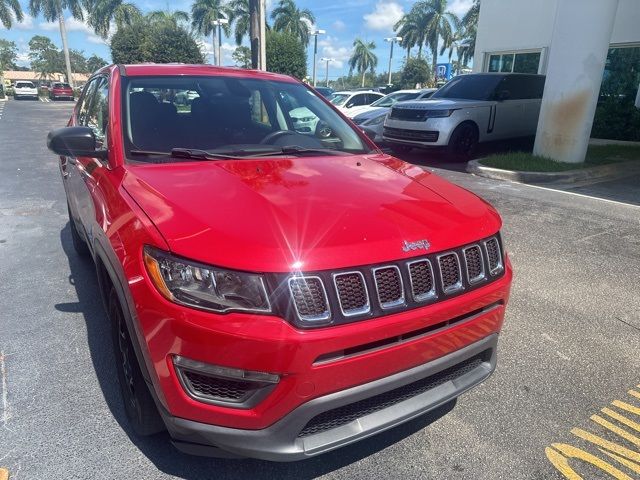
487 51 541 74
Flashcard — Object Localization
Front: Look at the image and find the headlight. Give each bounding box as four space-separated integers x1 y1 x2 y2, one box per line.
424 109 456 118
143 247 271 314
363 113 387 126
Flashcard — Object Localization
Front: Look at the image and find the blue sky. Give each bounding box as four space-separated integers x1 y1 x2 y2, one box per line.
0 0 474 79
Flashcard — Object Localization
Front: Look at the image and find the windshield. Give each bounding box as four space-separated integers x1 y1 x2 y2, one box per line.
123 76 370 161
371 91 421 108
431 75 502 101
329 93 350 106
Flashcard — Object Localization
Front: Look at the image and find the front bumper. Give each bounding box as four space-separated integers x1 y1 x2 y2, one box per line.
165 333 498 461
383 117 459 148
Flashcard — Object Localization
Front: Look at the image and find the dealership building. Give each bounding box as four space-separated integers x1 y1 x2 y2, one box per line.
473 0 640 163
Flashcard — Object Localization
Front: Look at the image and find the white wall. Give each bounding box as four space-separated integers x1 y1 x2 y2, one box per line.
473 0 640 73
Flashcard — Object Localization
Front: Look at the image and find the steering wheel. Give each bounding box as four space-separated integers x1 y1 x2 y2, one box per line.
260 130 296 145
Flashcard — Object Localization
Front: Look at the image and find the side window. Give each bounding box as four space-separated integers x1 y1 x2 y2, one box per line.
250 90 272 127
84 76 109 147
497 76 526 100
76 80 97 126
352 94 367 106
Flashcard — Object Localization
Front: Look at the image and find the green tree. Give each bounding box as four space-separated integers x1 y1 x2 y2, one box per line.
421 0 459 74
348 38 378 87
87 54 108 72
191 0 230 65
68 49 88 73
28 34 63 79
395 5 429 59
265 30 306 79
227 0 249 46
110 18 205 64
87 0 141 38
0 0 23 29
29 0 84 86
270 0 315 47
400 56 432 88
232 46 251 68
147 9 190 27
0 39 18 71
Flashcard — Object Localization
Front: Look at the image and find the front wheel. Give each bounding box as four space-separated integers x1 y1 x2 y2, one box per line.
447 123 478 160
109 288 164 436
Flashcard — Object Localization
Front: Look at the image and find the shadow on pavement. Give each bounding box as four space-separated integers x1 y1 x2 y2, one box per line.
57 222 457 479
389 136 535 173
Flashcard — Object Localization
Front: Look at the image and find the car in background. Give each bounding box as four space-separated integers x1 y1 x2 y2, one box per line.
14 81 38 100
49 82 74 101
346 89 437 119
383 73 545 157
329 90 385 113
354 89 438 144
175 90 199 105
314 86 334 98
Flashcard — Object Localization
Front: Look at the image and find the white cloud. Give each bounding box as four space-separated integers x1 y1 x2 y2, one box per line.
198 40 238 66
15 51 30 67
332 20 346 32
39 13 95 35
448 0 474 17
364 1 404 31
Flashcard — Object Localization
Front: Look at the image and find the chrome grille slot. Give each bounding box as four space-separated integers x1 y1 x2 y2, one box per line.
333 272 370 316
438 252 463 294
288 276 330 322
484 238 503 275
408 259 436 302
463 245 485 284
373 266 404 309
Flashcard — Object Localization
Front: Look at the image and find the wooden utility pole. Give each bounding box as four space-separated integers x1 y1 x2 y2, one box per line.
249 0 260 69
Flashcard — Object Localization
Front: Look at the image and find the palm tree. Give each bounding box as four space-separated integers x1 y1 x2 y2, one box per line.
421 0 460 74
191 0 231 65
462 0 479 31
0 0 23 29
348 38 377 87
227 0 249 46
394 5 429 59
270 0 315 47
29 0 84 87
87 0 141 38
147 9 190 27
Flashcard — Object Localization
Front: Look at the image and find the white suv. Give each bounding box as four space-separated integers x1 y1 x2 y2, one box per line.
383 73 545 157
14 81 39 100
329 91 385 114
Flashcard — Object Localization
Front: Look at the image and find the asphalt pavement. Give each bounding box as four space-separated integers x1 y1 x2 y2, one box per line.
0 98 639 480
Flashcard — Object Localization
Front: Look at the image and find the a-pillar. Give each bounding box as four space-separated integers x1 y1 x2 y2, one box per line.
533 0 619 163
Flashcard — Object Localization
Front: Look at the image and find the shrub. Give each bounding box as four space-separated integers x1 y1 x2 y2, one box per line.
266 30 307 80
400 57 432 89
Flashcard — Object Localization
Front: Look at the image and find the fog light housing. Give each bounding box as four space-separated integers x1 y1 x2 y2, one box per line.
173 355 280 408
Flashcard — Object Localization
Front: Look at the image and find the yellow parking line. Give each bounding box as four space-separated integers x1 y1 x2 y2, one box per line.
602 407 640 433
546 444 633 480
589 414 640 447
570 428 640 463
613 400 640 416
598 449 640 475
0 467 8 480
628 390 640 400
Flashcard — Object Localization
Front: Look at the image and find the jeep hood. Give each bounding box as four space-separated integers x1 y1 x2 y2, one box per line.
122 154 501 272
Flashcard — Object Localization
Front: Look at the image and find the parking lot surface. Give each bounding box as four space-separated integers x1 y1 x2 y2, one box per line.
1 99 639 479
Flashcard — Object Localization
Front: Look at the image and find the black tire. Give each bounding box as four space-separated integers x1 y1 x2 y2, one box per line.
68 206 91 258
447 123 479 160
109 288 165 436
389 144 412 155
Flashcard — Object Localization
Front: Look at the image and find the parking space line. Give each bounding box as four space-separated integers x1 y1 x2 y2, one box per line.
546 384 640 478
503 182 640 209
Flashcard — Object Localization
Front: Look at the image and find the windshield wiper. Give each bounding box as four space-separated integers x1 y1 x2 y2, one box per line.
241 146 350 157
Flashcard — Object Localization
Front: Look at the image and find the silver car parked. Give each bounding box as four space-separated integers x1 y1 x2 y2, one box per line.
383 73 546 157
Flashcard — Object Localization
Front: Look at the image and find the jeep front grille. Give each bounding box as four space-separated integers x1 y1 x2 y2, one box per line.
334 272 369 316
284 235 504 326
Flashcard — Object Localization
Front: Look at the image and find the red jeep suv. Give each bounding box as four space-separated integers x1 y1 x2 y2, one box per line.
49 82 74 101
47 64 512 461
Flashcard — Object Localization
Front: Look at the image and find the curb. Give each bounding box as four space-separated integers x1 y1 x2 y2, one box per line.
466 159 640 185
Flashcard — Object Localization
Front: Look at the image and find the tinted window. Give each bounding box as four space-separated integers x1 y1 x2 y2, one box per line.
371 91 421 107
513 52 541 74
16 82 35 88
431 75 504 101
122 76 370 159
84 76 109 147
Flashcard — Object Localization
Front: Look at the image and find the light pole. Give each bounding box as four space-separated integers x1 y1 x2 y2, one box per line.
384 36 402 86
320 57 334 87
311 29 326 86
212 18 229 66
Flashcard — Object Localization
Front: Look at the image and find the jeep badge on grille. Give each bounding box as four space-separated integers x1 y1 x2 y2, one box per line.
402 239 431 252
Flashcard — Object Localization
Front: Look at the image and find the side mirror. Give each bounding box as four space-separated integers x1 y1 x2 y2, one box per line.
47 126 107 159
